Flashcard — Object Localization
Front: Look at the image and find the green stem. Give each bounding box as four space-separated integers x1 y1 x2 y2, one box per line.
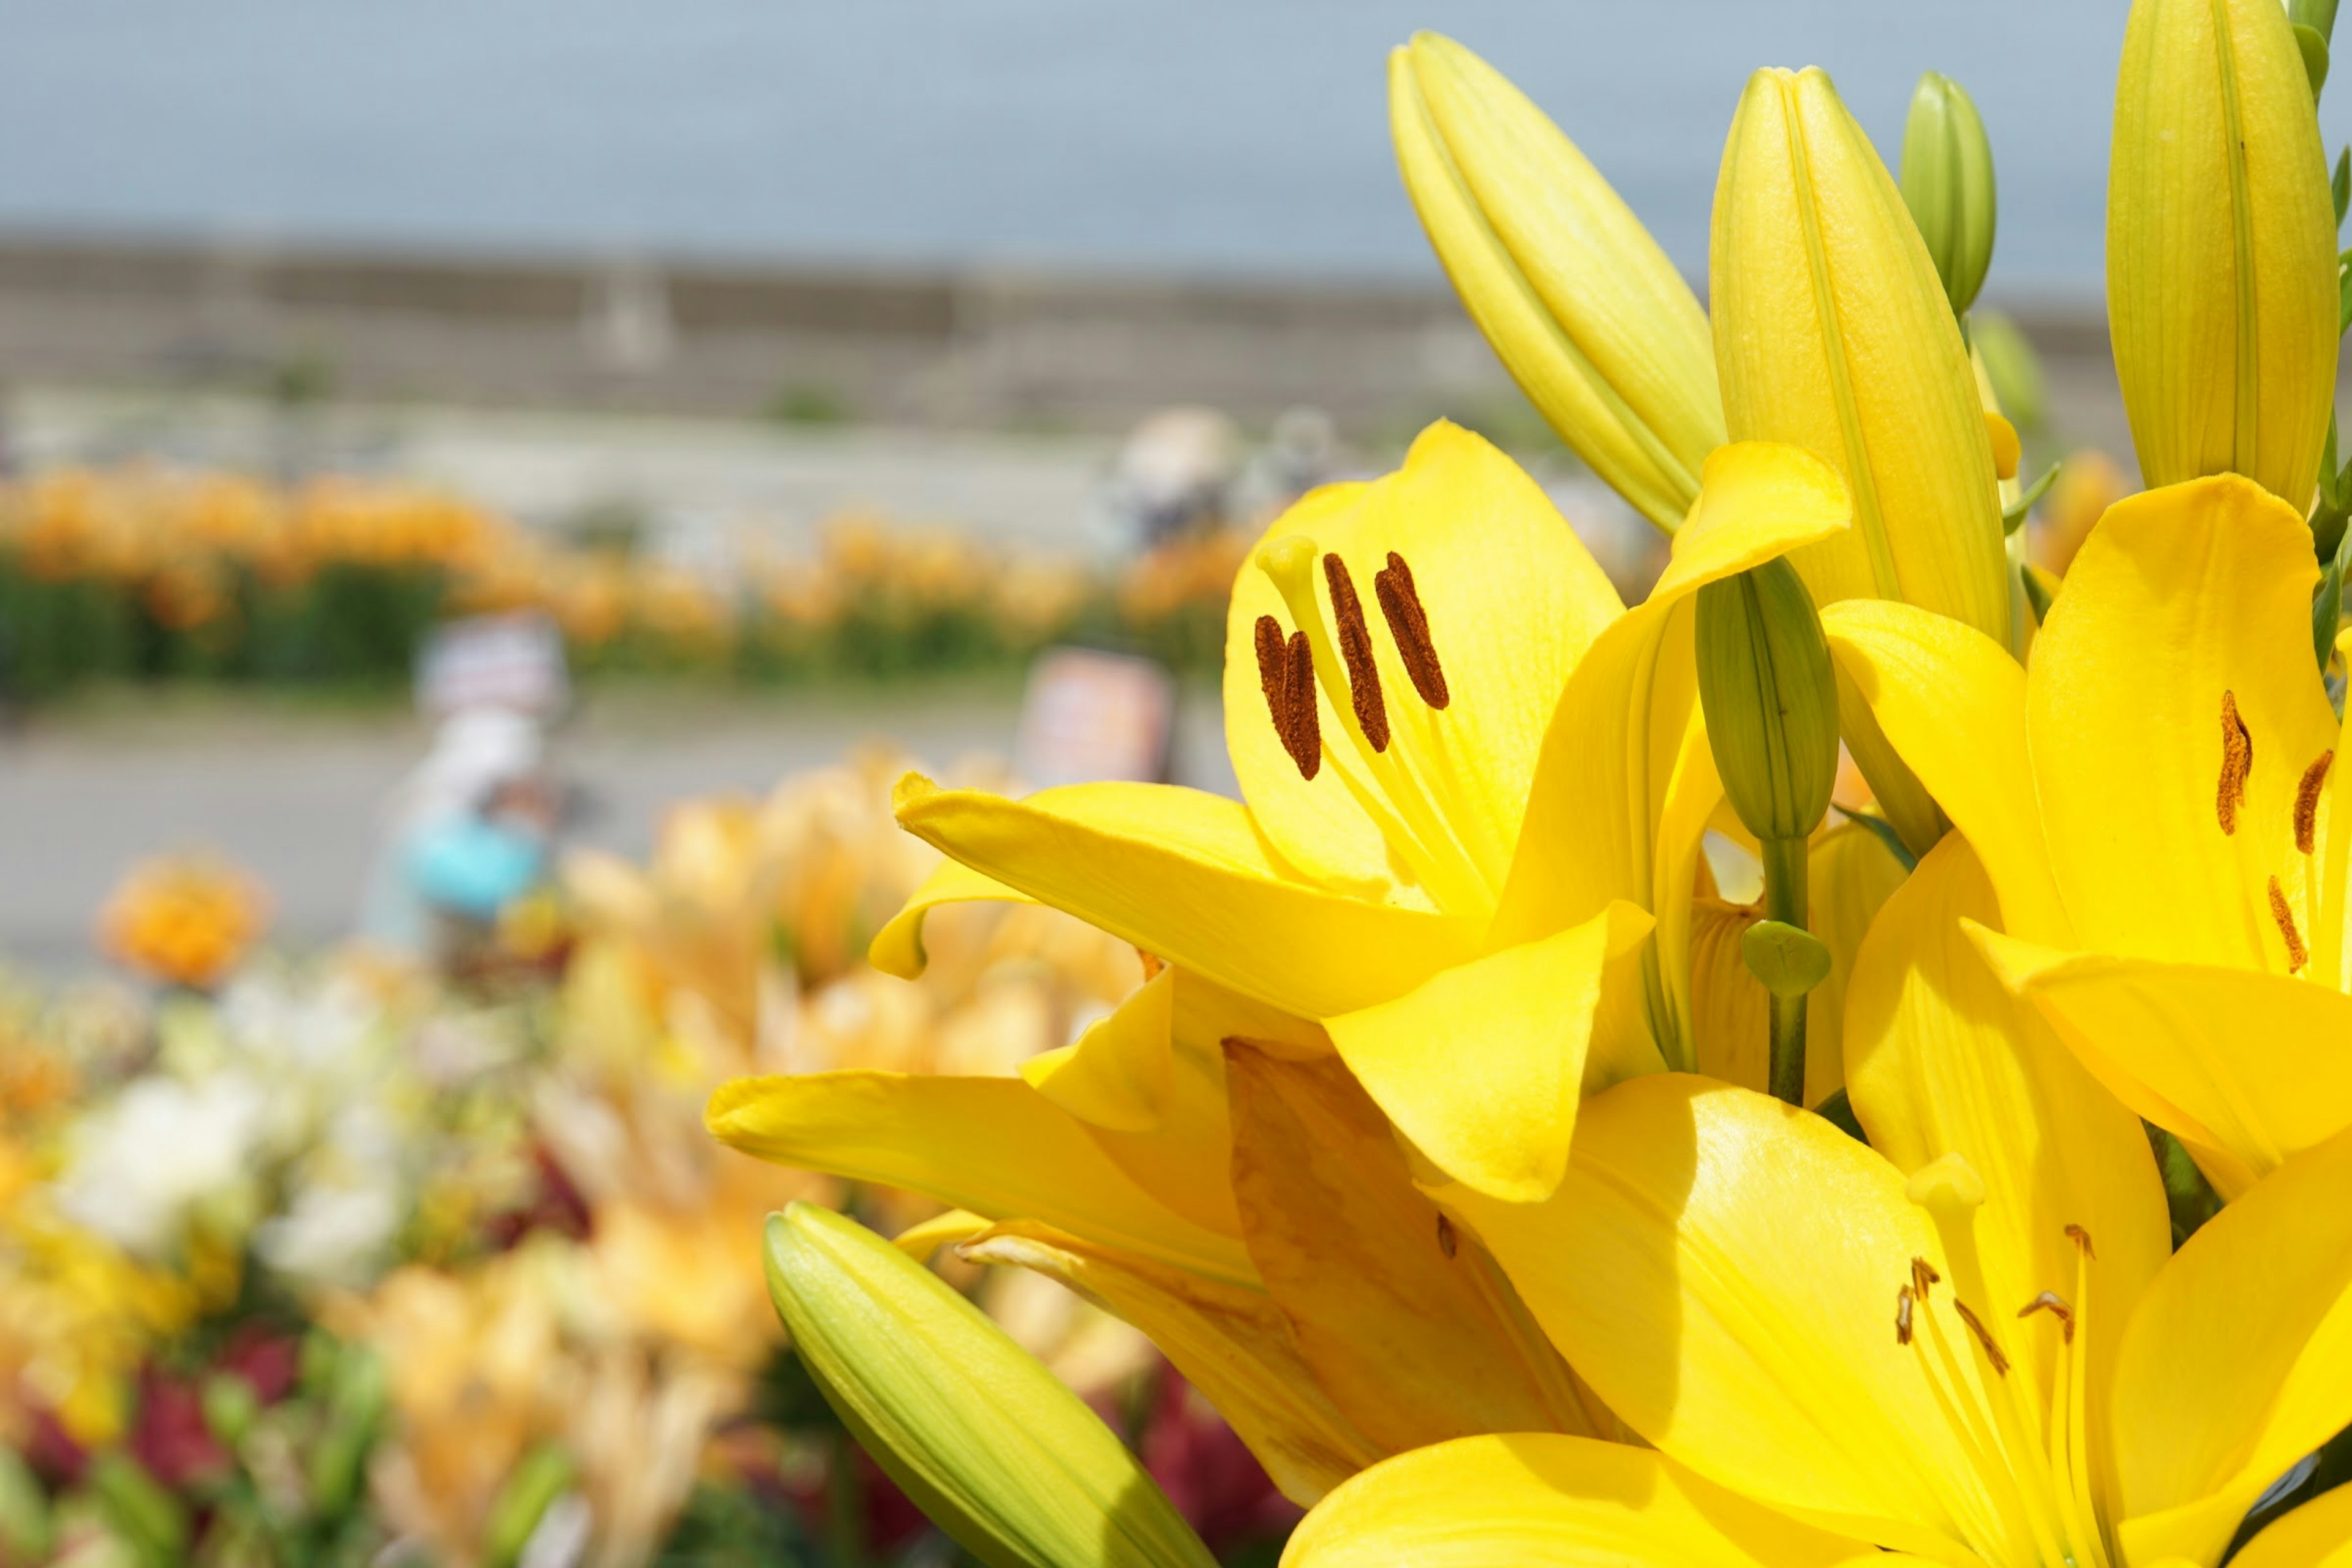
1761 835 1811 1106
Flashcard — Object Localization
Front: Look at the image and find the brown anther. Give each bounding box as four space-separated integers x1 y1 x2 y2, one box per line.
1374 551 1450 710
1909 1257 1942 1299
2297 751 2334 854
2218 690 2252 835
1895 1284 1915 1346
2269 875 2309 973
1254 614 1321 780
2064 1224 2096 1260
2017 1290 2076 1345
1950 1300 2011 1376
1435 1213 1458 1260
1322 553 1390 751
1136 949 1165 981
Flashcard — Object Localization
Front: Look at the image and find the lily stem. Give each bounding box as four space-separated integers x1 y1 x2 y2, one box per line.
1761 834 1809 1106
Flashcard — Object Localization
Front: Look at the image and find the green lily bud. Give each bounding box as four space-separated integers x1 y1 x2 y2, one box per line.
1900 72 1998 317
762 1202 1217 1568
1695 559 1840 846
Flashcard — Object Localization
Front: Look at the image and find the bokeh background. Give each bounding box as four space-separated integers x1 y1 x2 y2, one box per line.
0 5 2299 1566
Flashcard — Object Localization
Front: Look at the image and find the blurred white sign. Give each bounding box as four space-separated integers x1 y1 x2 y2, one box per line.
415 611 570 718
1016 646 1175 788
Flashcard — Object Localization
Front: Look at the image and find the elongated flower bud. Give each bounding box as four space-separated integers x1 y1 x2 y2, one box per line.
1695 559 1841 845
1900 72 1997 317
762 1203 1217 1568
2109 0 2338 506
1713 67 2010 649
1391 32 1724 532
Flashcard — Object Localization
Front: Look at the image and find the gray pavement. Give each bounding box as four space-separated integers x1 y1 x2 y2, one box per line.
0 681 1237 978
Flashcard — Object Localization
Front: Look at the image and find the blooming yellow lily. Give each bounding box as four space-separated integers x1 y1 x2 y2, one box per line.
1284 835 2352 1567
863 424 1847 1204
1825 475 2352 1197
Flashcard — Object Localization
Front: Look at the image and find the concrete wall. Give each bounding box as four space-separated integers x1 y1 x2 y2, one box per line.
0 233 2131 450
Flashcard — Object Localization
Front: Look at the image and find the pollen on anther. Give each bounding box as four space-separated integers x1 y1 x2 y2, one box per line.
2296 750 2333 854
1374 551 1450 710
1895 1284 1915 1346
2064 1224 2096 1260
2268 875 2309 973
1254 613 1322 781
2018 1290 2076 1345
1909 1256 1941 1299
2218 690 2252 835
1323 553 1390 751
1436 1213 1458 1260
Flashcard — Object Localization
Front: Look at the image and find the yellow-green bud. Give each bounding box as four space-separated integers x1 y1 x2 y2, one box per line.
1695 559 1840 845
1900 72 1997 317
762 1203 1217 1568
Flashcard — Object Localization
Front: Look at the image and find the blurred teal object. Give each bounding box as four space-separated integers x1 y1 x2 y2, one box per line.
407 816 545 920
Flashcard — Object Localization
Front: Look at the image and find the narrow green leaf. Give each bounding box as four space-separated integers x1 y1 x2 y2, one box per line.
2019 561 2056 625
2001 461 2062 535
2298 23 2332 100
2334 145 2350 228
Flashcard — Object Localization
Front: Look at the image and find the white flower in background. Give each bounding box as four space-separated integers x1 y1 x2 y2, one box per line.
53 1071 268 1256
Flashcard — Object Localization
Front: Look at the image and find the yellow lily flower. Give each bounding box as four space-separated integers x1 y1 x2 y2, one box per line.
1389 34 1724 532
862 424 1846 1203
2108 0 2337 507
1825 475 2352 1196
1286 835 2352 1567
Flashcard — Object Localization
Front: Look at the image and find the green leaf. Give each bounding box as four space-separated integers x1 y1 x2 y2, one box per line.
764 1202 1219 1568
2001 461 2062 535
2339 250 2352 334
1832 804 1919 872
2316 511 2352 673
2298 22 2332 100
2334 145 2350 228
1810 1087 1869 1145
1741 919 1832 1000
2145 1123 2223 1248
2019 560 2057 625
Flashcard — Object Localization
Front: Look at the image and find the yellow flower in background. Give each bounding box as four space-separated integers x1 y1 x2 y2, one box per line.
2108 0 2337 507
1285 838 2352 1568
97 853 271 990
1389 33 1724 532
1828 476 2352 1199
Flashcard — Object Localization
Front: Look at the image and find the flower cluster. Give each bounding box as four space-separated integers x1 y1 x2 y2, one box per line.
717 7 2352 1567
0 470 1253 699
0 753 1297 1565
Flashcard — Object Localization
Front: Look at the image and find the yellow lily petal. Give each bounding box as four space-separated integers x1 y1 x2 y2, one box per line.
705 1071 1256 1287
1325 900 1652 1202
1496 442 1849 1060
1712 67 2010 645
1226 1047 1608 1455
1446 1075 2008 1561
2226 1482 2352 1568
960 1221 1378 1506
2109 0 2337 506
1805 820 1911 1098
1022 968 1175 1134
1822 597 2073 945
1068 970 1251 1241
1975 927 2352 1196
1687 897 1769 1095
1844 836 2171 1420
1223 421 1621 915
868 857 1036 979
1392 36 1725 532
891 773 1483 1019
2113 1123 2352 1566
2029 475 2338 971
1283 1434 1881 1568
892 1209 991 1260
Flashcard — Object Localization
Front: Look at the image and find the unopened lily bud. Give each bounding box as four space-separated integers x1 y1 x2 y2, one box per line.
2109 0 2337 506
1391 32 1724 532
1900 72 1997 317
762 1203 1217 1568
1713 67 2010 649
1695 559 1840 845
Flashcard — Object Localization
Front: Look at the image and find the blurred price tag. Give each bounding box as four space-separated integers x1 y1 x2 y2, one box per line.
416 611 570 718
1016 647 1175 787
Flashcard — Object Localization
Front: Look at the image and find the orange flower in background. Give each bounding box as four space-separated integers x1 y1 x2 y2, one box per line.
2030 447 2133 576
97 853 272 989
